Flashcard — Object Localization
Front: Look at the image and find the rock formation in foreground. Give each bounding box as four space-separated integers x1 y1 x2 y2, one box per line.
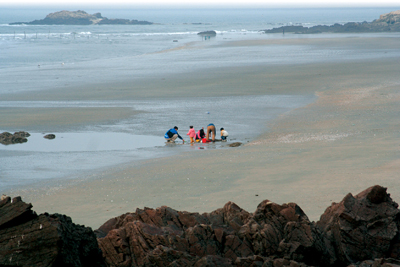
0 131 30 145
2 185 400 266
0 196 105 267
264 10 400 33
9 10 153 25
96 185 400 267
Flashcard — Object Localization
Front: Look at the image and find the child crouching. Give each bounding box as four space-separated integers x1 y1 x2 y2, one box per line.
220 127 229 141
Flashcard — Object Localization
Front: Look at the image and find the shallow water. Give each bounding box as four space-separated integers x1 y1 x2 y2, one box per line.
0 132 165 152
0 93 315 190
0 132 168 189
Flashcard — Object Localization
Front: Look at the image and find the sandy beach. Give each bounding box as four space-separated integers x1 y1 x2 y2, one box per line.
4 36 400 229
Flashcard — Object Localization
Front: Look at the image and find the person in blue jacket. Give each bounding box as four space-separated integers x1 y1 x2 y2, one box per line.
164 126 184 143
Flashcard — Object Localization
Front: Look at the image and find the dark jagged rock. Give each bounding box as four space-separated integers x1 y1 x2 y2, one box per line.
96 200 325 266
3 186 400 266
9 10 153 25
239 200 329 266
317 185 400 266
349 258 400 267
13 131 31 138
0 131 30 145
0 196 106 267
264 10 400 34
96 185 400 267
44 134 56 139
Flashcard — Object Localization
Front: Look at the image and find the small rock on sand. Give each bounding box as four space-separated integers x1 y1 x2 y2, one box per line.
0 131 30 145
44 134 56 139
228 142 242 147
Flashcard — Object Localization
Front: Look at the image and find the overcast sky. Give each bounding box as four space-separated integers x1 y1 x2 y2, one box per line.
1 0 399 7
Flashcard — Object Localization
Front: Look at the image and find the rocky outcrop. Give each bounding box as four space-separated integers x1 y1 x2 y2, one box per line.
96 200 325 266
317 185 400 266
349 258 400 267
0 131 30 145
374 10 400 25
264 10 400 33
96 185 400 267
9 10 153 25
197 30 217 36
0 196 105 267
2 186 400 266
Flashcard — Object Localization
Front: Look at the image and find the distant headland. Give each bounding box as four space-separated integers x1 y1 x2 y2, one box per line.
264 10 400 34
9 10 153 25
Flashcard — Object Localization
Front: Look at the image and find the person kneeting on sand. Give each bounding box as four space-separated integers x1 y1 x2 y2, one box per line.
187 126 196 144
165 126 184 143
196 128 205 142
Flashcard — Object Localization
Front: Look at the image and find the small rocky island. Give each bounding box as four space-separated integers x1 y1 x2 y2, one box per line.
264 10 400 33
10 10 153 25
197 30 217 36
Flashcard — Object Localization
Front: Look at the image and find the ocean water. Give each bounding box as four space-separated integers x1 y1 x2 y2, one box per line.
1 7 399 71
1 7 400 191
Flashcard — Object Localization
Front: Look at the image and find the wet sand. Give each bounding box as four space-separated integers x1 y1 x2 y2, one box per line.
0 107 137 131
5 36 400 229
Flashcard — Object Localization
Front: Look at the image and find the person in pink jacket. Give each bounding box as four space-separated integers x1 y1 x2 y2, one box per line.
186 126 196 143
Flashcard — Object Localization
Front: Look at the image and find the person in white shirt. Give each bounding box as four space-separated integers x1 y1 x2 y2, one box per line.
220 127 229 141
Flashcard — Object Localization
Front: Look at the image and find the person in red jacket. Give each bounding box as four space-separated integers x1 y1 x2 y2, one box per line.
196 128 205 142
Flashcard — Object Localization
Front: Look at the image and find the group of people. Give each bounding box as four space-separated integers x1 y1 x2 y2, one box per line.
164 123 229 144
